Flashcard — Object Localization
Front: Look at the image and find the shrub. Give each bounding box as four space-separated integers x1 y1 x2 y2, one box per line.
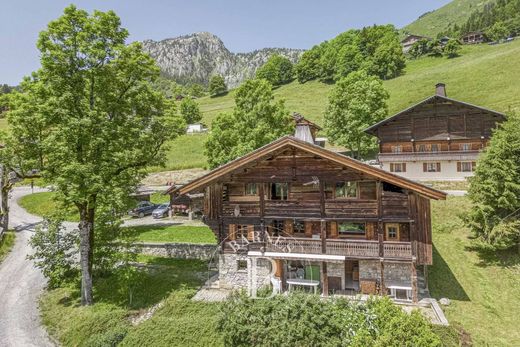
218 292 440 347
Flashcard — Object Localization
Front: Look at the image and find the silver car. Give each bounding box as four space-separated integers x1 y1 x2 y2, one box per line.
152 203 170 219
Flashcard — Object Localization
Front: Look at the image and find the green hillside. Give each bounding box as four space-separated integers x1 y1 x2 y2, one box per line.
163 40 520 170
402 0 493 38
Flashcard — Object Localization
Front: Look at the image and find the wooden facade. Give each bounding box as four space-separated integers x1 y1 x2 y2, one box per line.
365 84 505 180
169 133 446 300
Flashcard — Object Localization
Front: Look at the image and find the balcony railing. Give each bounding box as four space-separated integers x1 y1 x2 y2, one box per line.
257 237 412 260
378 150 480 162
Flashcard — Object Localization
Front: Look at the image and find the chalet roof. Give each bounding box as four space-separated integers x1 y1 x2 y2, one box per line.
401 34 429 43
364 94 506 136
292 113 322 131
167 136 446 200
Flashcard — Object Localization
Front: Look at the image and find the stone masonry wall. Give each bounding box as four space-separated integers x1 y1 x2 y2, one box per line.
219 253 250 290
359 260 412 284
138 242 217 260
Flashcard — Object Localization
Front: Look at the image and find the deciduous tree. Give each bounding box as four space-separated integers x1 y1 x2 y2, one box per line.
324 70 388 158
204 79 292 168
256 54 294 86
179 97 202 124
8 5 183 305
208 74 227 97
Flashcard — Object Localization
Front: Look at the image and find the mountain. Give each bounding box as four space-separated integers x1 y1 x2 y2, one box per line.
142 32 304 88
402 0 494 38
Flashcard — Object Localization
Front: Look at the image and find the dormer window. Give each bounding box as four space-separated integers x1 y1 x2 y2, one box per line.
391 145 402 153
431 144 439 152
335 181 358 198
460 143 471 151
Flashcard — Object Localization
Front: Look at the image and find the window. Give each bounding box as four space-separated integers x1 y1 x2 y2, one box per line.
335 181 358 198
430 144 439 152
236 225 249 239
458 161 476 172
294 221 305 235
391 145 402 153
417 144 426 152
338 222 365 236
460 143 471 151
390 163 406 173
237 260 248 271
423 162 441 172
271 220 285 236
385 223 400 240
270 183 288 200
245 183 257 195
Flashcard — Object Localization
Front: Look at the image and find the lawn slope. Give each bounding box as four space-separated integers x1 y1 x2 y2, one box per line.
402 0 493 38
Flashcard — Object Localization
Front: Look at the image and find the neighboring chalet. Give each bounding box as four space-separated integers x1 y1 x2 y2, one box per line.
167 117 446 302
365 83 506 181
401 34 430 52
462 31 486 44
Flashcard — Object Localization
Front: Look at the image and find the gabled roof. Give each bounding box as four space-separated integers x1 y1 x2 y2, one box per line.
364 94 506 136
401 34 430 43
167 136 446 200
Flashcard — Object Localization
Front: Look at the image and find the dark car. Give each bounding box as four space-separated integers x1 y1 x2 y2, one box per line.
152 203 170 219
129 201 157 218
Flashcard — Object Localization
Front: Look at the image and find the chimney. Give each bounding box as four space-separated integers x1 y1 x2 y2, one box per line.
293 113 316 144
435 83 446 97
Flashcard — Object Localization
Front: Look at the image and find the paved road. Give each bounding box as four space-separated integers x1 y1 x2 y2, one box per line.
0 187 56 347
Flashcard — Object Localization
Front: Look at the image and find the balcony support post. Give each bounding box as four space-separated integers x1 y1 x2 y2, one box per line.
411 258 418 304
379 258 385 295
377 181 384 258
321 262 328 297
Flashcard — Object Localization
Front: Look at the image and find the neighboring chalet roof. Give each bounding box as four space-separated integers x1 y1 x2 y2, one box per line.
401 34 429 43
292 113 322 131
364 94 506 136
167 136 446 200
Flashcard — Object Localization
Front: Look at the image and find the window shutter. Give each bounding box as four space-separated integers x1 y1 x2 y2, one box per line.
304 222 313 237
390 163 394 172
330 221 338 239
284 220 294 235
402 163 407 172
436 163 441 172
229 224 236 241
457 162 461 172
471 162 476 171
423 163 427 172
247 225 254 241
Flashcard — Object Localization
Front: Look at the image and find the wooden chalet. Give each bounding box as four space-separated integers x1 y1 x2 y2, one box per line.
461 31 486 44
365 83 505 181
401 34 430 52
168 117 446 302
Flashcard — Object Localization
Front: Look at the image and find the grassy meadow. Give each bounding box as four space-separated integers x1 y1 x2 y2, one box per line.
429 196 520 346
18 191 80 222
128 224 216 244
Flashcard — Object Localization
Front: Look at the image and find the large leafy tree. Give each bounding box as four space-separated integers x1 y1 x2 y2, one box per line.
324 70 388 158
208 74 227 97
179 97 202 124
256 54 294 86
466 113 520 252
204 79 292 168
8 5 183 305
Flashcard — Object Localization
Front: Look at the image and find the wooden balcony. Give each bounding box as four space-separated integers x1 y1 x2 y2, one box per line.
378 150 480 162
254 237 413 260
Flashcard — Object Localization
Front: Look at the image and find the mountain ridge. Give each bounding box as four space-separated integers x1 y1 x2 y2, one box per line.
142 32 303 88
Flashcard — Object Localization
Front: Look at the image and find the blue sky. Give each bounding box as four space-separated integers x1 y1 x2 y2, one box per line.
0 0 451 85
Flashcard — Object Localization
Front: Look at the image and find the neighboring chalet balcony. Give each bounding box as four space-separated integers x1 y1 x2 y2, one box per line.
226 237 413 261
378 150 481 162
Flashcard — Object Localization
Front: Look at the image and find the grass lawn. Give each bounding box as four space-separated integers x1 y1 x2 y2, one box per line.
156 134 208 171
429 196 520 346
150 192 170 204
40 257 222 346
18 191 79 222
128 224 216 244
0 231 15 262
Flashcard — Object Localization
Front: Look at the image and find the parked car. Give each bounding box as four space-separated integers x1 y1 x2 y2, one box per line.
152 203 170 219
129 201 157 218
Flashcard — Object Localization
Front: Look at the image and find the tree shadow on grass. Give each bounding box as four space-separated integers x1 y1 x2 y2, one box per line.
464 242 520 268
429 244 470 301
93 258 208 310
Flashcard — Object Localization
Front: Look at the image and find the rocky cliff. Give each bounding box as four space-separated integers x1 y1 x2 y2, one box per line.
142 32 303 88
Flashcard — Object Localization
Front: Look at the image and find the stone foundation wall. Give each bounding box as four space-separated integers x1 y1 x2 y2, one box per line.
219 253 250 290
359 260 412 284
138 242 217 260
